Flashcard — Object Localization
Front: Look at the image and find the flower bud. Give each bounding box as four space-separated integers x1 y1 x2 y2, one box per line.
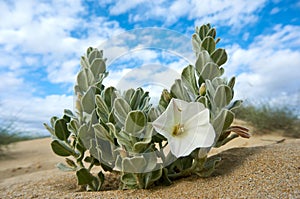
199 83 206 96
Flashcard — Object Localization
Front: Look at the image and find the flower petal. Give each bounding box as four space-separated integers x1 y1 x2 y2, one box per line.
152 98 178 139
182 102 208 125
169 123 215 157
184 108 210 128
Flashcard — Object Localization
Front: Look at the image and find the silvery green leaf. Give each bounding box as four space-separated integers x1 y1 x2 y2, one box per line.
81 86 97 114
93 123 111 141
148 107 160 122
228 76 236 89
77 68 94 92
114 97 131 125
95 94 109 115
195 51 211 76
51 140 75 157
181 65 198 94
88 48 102 63
228 100 243 111
213 85 232 108
206 28 216 39
144 167 163 188
192 33 201 54
199 24 209 40
197 96 208 107
170 79 191 101
54 118 70 141
200 62 221 81
103 87 117 110
195 156 221 177
124 88 135 104
56 162 76 172
76 168 95 186
211 48 227 66
43 123 54 136
91 58 106 78
78 124 93 149
124 110 146 135
67 119 80 135
80 56 89 69
114 130 132 148
130 88 142 110
201 36 216 54
212 109 234 139
212 77 224 88
50 116 59 127
64 109 75 119
215 134 239 147
121 173 137 186
122 155 147 173
132 125 153 152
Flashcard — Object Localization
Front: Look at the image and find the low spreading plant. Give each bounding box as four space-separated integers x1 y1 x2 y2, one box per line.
44 24 249 191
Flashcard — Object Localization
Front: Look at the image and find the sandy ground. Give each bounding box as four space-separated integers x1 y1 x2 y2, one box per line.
0 132 299 198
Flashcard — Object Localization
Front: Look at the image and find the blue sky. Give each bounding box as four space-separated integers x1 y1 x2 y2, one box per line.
0 0 299 136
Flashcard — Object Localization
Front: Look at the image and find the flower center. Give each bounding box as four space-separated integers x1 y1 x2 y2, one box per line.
172 123 185 136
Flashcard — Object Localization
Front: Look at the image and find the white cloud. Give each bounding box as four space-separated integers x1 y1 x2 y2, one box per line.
226 24 300 111
103 0 267 29
0 94 73 137
0 0 125 136
109 0 147 15
270 7 280 15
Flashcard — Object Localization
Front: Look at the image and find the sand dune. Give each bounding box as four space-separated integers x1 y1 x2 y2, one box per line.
0 134 299 198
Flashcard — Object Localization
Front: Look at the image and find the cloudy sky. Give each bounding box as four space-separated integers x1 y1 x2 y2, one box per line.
0 0 299 136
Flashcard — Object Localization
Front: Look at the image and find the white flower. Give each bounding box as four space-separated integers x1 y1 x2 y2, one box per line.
152 98 215 158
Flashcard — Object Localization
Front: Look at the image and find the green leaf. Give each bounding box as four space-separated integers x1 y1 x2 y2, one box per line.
77 68 94 92
195 51 211 76
181 65 198 94
54 119 70 141
64 109 75 119
121 173 137 186
114 97 131 125
213 85 232 108
76 168 95 185
103 87 117 110
195 156 221 177
51 140 74 157
228 76 236 89
93 123 112 142
199 24 209 40
122 156 147 173
212 109 235 138
200 62 221 81
130 88 142 110
144 167 163 188
90 58 106 78
124 88 135 104
170 79 191 101
132 125 154 152
192 33 201 54
95 94 109 115
197 96 208 107
67 119 80 135
43 123 54 136
211 48 227 66
228 100 243 111
206 28 216 38
56 162 76 172
81 86 97 114
125 110 146 135
88 48 102 63
201 36 216 54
